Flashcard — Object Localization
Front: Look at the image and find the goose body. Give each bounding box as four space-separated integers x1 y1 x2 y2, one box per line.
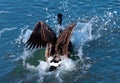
26 21 76 71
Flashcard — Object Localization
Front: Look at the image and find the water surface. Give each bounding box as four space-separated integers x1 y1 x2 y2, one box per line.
0 0 120 83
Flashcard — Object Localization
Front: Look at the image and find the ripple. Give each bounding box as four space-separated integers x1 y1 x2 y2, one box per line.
0 10 9 14
0 27 17 37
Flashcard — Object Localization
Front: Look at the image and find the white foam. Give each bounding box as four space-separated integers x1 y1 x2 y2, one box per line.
26 63 36 71
71 22 93 59
37 61 50 72
60 58 76 71
22 29 32 43
71 22 93 49
0 27 17 37
15 25 31 44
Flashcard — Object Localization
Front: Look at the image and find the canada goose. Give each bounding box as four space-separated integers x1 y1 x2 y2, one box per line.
26 14 76 71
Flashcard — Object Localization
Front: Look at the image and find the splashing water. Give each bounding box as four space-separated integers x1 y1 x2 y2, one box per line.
12 9 119 83
10 1 119 81
16 20 97 83
15 25 31 45
71 22 93 56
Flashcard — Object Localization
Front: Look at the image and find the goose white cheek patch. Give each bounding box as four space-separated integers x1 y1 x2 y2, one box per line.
47 56 62 71
49 61 61 67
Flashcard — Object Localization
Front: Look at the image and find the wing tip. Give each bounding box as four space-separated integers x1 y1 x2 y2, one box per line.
69 23 76 28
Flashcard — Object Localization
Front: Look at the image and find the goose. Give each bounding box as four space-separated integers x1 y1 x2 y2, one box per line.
26 14 76 71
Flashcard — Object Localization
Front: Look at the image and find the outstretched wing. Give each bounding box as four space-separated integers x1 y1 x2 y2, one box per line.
26 21 57 49
55 23 76 56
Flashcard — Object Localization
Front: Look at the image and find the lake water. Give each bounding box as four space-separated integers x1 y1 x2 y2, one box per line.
0 0 120 83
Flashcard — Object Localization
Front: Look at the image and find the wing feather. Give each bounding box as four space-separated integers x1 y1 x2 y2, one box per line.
26 21 57 49
55 23 76 56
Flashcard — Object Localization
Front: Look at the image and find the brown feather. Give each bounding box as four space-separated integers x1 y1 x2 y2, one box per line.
25 21 76 60
25 21 56 49
55 23 76 56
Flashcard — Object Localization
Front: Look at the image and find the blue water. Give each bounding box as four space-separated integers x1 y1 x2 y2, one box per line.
0 0 120 83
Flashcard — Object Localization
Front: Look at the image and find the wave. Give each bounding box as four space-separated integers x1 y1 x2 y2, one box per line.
0 27 17 37
0 10 9 14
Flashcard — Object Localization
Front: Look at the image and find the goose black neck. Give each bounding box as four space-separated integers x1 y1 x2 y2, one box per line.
57 14 62 25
